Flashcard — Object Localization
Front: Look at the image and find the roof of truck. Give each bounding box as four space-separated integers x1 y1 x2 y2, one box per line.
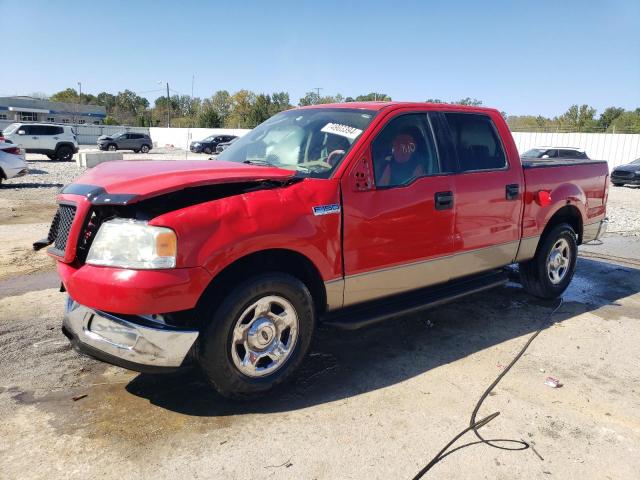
297 101 501 114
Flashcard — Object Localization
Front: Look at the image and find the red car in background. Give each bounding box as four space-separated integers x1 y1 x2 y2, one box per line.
38 102 609 398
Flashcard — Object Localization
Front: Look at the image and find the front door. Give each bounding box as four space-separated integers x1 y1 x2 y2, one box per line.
341 112 456 306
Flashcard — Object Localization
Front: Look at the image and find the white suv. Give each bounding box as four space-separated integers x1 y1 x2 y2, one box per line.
2 123 79 161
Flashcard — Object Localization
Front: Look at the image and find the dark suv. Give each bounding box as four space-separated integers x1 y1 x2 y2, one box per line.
98 132 152 153
190 134 237 154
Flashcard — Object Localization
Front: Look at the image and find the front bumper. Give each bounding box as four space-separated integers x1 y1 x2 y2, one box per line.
62 296 199 372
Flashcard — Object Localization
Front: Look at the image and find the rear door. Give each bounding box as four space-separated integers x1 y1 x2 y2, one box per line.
442 112 524 279
41 125 61 151
341 111 456 305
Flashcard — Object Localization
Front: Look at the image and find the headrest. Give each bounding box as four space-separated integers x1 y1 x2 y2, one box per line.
393 133 416 163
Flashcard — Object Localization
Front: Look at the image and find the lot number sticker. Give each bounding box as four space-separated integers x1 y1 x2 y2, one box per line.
321 123 363 140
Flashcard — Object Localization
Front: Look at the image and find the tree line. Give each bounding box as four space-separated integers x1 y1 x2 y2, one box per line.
46 87 640 133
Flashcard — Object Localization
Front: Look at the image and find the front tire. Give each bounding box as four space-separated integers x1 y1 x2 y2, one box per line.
519 223 577 299
203 146 212 154
55 145 74 162
107 144 117 152
198 273 315 399
612 183 624 187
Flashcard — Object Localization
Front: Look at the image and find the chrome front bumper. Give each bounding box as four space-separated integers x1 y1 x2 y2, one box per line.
62 297 199 371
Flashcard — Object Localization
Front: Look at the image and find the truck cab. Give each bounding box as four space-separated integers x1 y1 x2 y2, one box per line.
42 102 609 398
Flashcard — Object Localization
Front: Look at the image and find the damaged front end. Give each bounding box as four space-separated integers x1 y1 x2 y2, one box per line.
42 177 300 371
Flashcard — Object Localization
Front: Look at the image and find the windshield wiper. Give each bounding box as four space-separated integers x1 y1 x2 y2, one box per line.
243 159 276 167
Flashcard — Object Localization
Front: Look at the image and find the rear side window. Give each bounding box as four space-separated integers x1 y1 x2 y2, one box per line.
444 113 506 171
372 113 440 188
42 126 63 135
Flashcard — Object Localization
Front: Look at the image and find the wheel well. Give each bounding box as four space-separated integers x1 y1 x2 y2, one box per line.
542 205 583 245
0 167 5 179
55 142 74 151
197 249 328 320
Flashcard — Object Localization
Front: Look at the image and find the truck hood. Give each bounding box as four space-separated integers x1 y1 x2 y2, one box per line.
65 160 296 204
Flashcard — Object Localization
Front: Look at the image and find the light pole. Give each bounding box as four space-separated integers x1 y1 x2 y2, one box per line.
157 81 170 127
313 87 322 104
73 81 82 124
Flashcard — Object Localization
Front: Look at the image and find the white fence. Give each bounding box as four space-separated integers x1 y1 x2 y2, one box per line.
511 132 640 171
149 127 251 150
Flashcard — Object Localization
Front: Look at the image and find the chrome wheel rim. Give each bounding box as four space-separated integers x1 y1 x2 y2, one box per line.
547 238 571 284
230 295 299 378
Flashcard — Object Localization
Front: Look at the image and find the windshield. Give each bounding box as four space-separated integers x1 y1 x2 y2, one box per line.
217 108 376 178
631 158 640 165
202 136 216 142
2 123 19 136
522 148 545 158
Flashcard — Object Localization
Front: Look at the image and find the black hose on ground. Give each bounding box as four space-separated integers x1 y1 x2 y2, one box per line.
412 298 564 479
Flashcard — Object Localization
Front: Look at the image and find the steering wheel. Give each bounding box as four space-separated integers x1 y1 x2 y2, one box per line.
326 149 346 166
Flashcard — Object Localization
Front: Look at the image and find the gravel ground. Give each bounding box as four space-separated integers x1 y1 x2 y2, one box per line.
607 185 640 235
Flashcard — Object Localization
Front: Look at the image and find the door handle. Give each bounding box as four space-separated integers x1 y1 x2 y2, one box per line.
435 191 454 210
32 136 38 139
506 184 519 200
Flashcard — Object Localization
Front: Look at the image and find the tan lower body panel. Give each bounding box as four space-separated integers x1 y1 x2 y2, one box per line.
515 235 540 262
324 278 345 311
342 241 520 307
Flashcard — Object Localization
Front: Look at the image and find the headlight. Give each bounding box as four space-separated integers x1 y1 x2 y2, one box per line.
86 218 177 269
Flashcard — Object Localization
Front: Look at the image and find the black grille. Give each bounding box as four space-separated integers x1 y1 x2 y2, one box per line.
49 204 77 253
612 171 634 179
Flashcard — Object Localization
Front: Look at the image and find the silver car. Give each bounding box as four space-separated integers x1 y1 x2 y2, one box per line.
97 132 153 153
0 142 28 184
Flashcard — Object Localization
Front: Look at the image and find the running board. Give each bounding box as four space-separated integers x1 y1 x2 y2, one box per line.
321 269 509 330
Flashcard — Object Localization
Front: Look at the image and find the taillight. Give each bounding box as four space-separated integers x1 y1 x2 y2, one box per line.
3 146 21 155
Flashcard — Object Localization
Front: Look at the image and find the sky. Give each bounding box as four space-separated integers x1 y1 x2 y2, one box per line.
1 0 638 117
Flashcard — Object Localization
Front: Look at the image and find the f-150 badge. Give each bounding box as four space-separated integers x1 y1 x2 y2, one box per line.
312 204 341 216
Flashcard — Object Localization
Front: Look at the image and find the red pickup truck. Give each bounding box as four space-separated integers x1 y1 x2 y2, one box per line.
41 102 609 398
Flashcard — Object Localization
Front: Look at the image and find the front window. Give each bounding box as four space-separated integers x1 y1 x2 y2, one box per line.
217 108 376 178
20 111 38 122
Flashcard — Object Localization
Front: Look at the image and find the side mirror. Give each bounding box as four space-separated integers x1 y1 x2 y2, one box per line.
17 130 25 135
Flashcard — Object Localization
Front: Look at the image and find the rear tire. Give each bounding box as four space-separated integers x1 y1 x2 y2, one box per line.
47 154 56 160
55 145 74 162
197 273 316 399
140 144 150 153
519 223 577 299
